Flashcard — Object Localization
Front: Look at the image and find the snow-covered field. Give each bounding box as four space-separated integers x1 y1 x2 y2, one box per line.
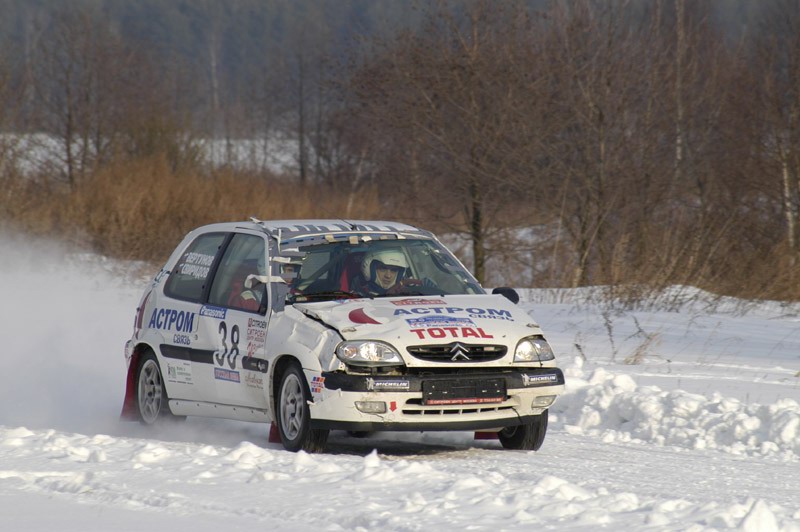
1 234 798 531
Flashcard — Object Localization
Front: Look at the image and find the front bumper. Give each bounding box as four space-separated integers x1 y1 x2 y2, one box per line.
307 367 565 432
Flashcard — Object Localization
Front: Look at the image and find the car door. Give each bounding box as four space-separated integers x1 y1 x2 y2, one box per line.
158 231 228 403
204 232 272 409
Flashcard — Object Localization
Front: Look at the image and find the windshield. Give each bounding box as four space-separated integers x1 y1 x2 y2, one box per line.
281 238 483 303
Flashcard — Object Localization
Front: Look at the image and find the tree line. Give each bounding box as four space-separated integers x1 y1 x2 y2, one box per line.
1 0 800 302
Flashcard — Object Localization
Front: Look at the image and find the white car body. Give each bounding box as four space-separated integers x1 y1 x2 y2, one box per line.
122 220 564 451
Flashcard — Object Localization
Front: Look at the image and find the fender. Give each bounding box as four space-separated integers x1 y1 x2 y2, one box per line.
265 313 342 421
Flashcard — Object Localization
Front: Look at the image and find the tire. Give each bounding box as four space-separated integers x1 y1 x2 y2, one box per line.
498 410 549 451
276 363 329 453
135 350 183 425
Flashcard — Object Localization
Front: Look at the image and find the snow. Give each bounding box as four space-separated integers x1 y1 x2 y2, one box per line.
1 234 799 530
1 133 300 177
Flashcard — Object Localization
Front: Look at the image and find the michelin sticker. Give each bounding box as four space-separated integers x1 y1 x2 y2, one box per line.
522 373 559 387
367 378 410 391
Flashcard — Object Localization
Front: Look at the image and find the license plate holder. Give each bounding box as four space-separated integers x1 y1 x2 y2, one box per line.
422 378 506 405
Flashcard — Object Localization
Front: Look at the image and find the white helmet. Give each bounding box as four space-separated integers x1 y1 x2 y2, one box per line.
361 249 408 282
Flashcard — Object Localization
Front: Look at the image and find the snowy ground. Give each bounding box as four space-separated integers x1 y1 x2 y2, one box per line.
1 234 798 531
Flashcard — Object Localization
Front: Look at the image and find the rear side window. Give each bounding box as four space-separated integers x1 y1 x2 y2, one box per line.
165 233 227 301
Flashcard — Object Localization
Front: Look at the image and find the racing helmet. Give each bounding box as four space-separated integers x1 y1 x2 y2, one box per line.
281 258 302 278
361 248 409 282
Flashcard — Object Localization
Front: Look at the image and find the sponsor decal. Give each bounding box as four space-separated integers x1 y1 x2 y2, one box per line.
166 361 193 385
425 397 504 405
148 308 196 332
248 318 267 329
214 367 240 383
391 298 446 306
522 373 559 386
200 305 227 319
244 373 264 389
246 318 267 356
406 316 475 328
172 333 192 346
367 378 411 391
177 252 215 280
393 307 513 321
410 327 494 340
349 308 381 324
310 376 325 394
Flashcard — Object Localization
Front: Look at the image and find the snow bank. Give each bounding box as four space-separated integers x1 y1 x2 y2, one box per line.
553 358 800 460
2 425 799 531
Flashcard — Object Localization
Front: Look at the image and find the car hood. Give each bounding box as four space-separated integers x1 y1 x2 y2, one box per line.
292 294 542 348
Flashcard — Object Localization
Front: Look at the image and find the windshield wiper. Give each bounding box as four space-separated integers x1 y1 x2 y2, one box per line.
292 290 363 302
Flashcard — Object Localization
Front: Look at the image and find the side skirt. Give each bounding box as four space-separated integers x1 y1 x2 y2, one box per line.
168 399 271 423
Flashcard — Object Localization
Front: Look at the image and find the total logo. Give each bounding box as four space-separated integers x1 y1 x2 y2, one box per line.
409 327 494 340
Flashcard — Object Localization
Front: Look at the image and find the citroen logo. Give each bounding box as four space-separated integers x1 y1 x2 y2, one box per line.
450 342 471 361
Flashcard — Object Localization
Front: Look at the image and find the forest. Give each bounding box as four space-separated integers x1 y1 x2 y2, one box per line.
1 0 800 301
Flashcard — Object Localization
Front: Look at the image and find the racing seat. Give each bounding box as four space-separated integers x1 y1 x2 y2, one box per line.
339 252 365 292
227 259 261 310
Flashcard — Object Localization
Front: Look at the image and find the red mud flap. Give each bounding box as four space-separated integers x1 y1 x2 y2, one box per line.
268 422 281 443
474 431 499 440
119 352 140 421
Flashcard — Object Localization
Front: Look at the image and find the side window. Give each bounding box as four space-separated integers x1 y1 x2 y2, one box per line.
164 233 227 301
208 234 267 312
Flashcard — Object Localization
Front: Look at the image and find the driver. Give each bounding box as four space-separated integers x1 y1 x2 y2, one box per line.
352 249 409 296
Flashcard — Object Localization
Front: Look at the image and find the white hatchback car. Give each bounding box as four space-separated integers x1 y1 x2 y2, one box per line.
122 220 565 452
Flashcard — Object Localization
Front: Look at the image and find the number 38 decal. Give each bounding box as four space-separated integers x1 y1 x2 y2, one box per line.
214 321 240 369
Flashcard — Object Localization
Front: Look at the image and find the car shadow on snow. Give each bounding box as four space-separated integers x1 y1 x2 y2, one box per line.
321 430 504 457
117 419 505 457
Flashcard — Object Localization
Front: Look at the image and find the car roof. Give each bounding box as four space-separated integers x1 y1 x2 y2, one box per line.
194 219 433 245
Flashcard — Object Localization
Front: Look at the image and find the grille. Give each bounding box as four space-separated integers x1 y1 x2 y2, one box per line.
402 398 516 416
407 343 507 363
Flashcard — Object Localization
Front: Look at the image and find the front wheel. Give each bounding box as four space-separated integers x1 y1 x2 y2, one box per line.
498 410 549 451
276 364 329 453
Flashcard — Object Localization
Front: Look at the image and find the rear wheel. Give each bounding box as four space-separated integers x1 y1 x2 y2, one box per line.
498 410 549 451
276 363 329 453
135 350 183 425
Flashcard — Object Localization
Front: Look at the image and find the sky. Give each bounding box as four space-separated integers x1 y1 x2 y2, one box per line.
0 233 798 530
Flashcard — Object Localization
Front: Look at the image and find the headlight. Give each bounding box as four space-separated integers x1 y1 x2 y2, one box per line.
514 336 555 363
336 341 404 367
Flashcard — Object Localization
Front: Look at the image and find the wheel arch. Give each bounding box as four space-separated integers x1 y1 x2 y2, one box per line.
269 352 323 421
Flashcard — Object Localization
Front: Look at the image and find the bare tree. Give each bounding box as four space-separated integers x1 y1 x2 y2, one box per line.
348 1 548 284
30 8 130 186
754 0 800 273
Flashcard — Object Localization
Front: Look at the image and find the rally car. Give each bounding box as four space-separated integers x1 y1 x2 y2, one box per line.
122 219 565 452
